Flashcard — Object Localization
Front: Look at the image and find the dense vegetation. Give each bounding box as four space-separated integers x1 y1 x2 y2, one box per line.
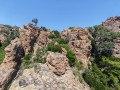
83 25 120 90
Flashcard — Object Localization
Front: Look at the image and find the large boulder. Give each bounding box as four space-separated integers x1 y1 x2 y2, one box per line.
61 27 92 68
102 16 120 32
19 23 41 55
9 63 90 90
0 38 24 90
46 52 68 76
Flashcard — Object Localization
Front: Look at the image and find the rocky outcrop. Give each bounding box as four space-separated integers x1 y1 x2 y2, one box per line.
102 16 120 32
102 16 120 58
46 52 68 76
9 63 89 90
0 25 9 42
0 25 8 31
0 38 24 90
61 27 92 68
112 38 120 58
0 34 7 43
33 29 51 55
19 23 41 55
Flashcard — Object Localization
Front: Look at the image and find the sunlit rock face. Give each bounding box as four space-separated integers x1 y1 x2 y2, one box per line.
46 52 68 76
19 23 41 55
102 16 120 32
61 27 92 68
9 63 89 90
0 38 24 90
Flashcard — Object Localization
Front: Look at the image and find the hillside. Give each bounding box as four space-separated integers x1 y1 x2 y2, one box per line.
0 16 120 90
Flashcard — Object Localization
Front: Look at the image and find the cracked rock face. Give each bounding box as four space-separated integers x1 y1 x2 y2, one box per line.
46 52 68 76
19 23 41 55
102 16 120 32
61 27 92 68
9 64 89 90
0 38 24 90
33 29 51 55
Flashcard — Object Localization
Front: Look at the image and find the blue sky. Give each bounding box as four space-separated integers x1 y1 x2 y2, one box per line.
0 0 120 31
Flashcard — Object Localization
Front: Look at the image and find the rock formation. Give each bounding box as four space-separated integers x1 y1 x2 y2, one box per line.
0 25 9 42
19 23 41 55
0 24 19 43
33 29 51 55
112 38 120 58
0 23 91 90
46 52 68 76
102 16 120 32
9 63 89 90
102 16 120 58
61 27 92 68
0 38 24 90
0 34 7 43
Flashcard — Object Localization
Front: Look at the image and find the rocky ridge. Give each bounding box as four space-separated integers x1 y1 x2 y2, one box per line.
19 23 41 55
102 16 120 32
0 23 91 90
0 38 24 90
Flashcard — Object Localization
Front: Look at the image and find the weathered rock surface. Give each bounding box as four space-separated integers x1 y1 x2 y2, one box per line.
33 29 51 55
112 38 120 58
0 38 24 90
102 16 120 32
0 24 19 43
0 25 9 42
0 34 7 43
9 63 89 90
19 23 41 55
46 52 68 76
61 27 92 68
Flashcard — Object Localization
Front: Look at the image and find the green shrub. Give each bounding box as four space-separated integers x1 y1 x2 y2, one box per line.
0 42 9 64
34 48 46 64
4 25 12 30
48 30 61 39
69 27 74 29
20 52 33 69
66 50 76 66
88 36 95 47
20 59 32 69
60 44 83 68
53 30 61 38
83 69 106 90
88 25 120 57
85 25 120 90
75 61 83 70
47 43 62 53
3 30 9 35
23 52 32 60
48 34 55 39
55 38 66 44
41 26 48 31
